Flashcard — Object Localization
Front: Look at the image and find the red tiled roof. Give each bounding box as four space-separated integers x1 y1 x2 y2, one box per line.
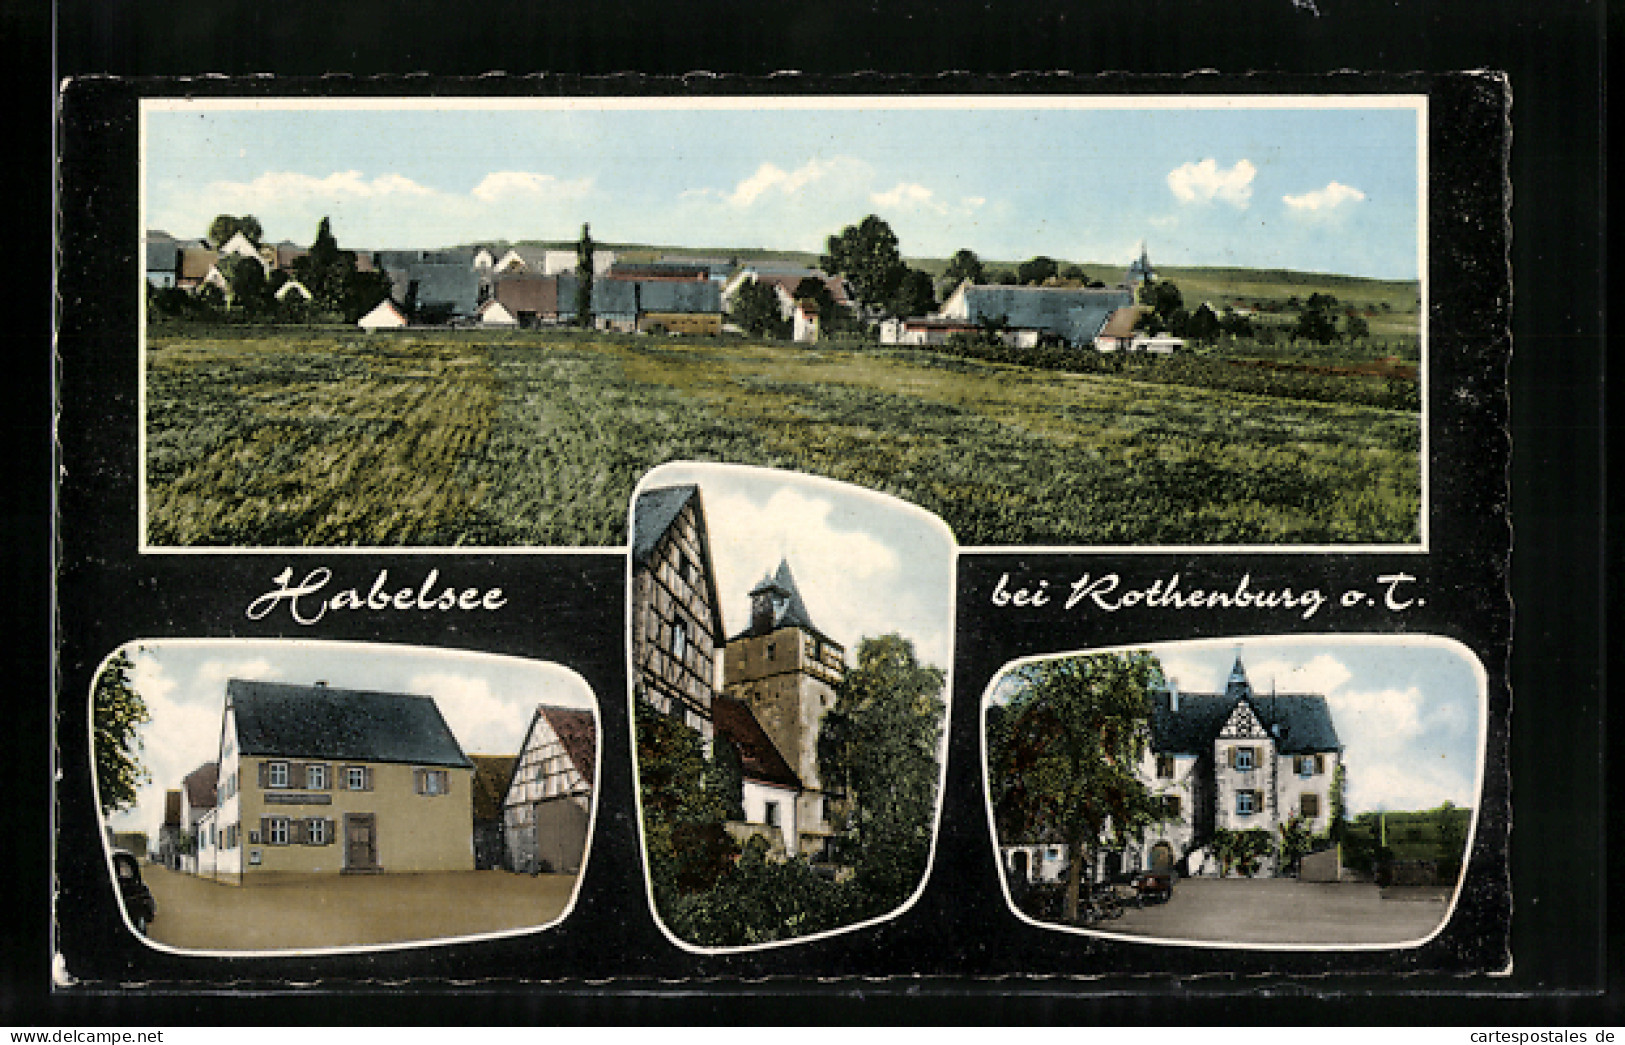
183 761 218 809
1099 306 1142 339
539 706 597 788
712 695 801 791
492 275 560 314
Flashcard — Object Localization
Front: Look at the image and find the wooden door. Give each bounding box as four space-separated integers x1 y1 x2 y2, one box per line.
345 813 377 870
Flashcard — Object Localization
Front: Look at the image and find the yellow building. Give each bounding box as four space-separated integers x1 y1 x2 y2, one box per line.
200 679 475 881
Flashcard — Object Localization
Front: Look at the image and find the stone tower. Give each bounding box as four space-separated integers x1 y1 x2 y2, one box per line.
722 559 845 857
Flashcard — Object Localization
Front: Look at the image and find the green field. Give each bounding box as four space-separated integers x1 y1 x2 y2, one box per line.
144 327 1421 547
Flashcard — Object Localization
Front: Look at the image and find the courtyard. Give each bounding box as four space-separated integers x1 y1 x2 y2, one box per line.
136 864 580 951
1072 876 1454 946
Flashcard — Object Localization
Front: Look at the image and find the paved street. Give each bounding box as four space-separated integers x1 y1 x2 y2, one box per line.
140 864 579 951
1099 877 1454 945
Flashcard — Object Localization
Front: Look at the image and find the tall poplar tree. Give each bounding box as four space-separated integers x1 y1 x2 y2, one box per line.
575 223 595 327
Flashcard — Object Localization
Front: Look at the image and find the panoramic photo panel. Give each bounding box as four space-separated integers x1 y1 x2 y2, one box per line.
87 639 600 953
627 462 955 950
982 635 1484 949
141 96 1423 550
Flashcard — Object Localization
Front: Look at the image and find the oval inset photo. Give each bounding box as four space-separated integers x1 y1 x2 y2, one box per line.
628 463 955 951
983 635 1485 949
88 639 600 954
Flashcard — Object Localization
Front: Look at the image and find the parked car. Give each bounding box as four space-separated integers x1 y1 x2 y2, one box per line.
1131 869 1174 904
112 849 156 934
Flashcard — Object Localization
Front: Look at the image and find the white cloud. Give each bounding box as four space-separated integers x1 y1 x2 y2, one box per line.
724 158 856 207
203 170 439 207
1283 180 1367 212
407 671 531 756
1167 158 1257 208
870 181 946 214
471 171 594 204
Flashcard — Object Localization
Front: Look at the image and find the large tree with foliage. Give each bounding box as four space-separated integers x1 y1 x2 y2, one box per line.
1294 292 1342 344
218 253 272 316
635 702 740 900
987 650 1166 922
887 268 938 319
208 214 263 248
818 634 945 903
821 215 906 309
1017 256 1060 286
729 277 791 339
944 248 985 287
93 651 151 815
291 217 394 323
575 223 595 327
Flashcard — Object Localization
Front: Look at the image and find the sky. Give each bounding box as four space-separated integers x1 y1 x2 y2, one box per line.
638 462 956 674
99 640 597 844
990 635 1482 815
143 98 1423 279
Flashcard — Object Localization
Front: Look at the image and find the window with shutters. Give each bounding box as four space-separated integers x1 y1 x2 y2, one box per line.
416 769 449 796
1300 793 1321 818
1234 747 1255 771
307 764 328 789
267 761 289 788
306 818 327 845
345 766 368 791
267 817 289 845
1236 790 1257 816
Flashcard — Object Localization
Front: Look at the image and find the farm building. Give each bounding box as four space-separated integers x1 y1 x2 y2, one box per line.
175 248 220 292
476 299 519 327
492 246 617 277
721 268 855 321
549 273 724 334
712 694 803 857
502 706 596 875
877 316 985 346
379 258 482 322
631 484 725 743
488 274 563 326
936 283 1134 348
722 559 845 859
469 754 517 870
195 679 475 882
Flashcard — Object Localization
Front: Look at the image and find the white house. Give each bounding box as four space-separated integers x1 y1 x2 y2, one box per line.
476 299 519 327
358 299 409 330
712 694 802 857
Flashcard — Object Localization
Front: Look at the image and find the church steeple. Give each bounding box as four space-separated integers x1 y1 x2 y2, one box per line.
1225 653 1253 701
746 558 821 638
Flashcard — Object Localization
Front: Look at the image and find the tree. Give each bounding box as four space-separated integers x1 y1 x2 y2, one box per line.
1016 256 1059 286
291 217 390 323
635 702 739 899
887 267 938 318
1345 314 1371 341
818 635 946 903
1059 263 1088 282
729 277 790 339
207 214 262 247
1187 302 1222 345
988 651 1167 922
575 223 595 327
792 276 835 313
93 651 151 815
821 215 906 309
218 253 272 316
1276 815 1314 876
943 248 984 287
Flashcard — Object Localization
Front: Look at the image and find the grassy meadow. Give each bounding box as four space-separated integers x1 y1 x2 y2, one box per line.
144 326 1422 547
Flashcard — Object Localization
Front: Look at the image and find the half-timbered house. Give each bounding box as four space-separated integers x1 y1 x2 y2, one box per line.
502 706 596 875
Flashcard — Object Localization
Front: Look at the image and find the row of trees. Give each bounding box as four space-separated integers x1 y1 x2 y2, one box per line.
638 634 945 947
1138 281 1375 347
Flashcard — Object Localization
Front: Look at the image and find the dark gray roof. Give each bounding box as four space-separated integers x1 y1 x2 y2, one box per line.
729 559 835 646
1149 662 1341 756
630 278 723 314
958 286 1134 343
631 484 699 567
386 262 482 314
146 240 179 273
227 679 473 768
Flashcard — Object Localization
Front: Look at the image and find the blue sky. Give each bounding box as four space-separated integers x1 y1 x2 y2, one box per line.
100 640 597 843
143 98 1422 279
990 635 1483 815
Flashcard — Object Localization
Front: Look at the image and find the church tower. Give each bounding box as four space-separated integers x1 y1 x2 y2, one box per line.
722 559 845 856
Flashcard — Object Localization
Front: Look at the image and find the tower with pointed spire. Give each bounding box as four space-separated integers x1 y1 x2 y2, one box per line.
1123 242 1155 290
722 558 845 856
